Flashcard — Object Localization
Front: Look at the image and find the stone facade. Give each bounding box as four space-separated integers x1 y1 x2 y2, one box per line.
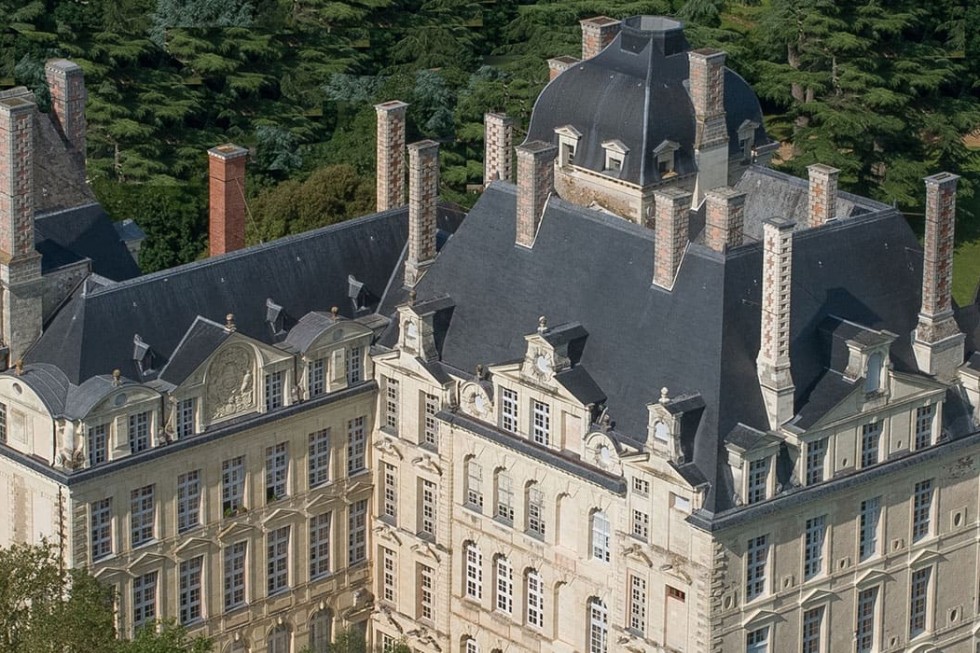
704 187 745 252
515 142 557 248
653 187 691 289
580 17 621 60
483 113 513 186
375 101 409 213
208 144 248 257
806 164 839 227
405 140 439 288
44 59 86 157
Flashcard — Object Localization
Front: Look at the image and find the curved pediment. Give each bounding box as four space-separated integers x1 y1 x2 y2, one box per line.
204 342 257 422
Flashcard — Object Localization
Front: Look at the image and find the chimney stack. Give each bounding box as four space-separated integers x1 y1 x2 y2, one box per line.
0 96 43 362
689 49 729 202
405 140 439 287
913 172 964 380
653 188 692 289
580 16 622 60
547 56 578 81
44 59 86 158
208 144 248 257
757 218 796 429
807 164 839 228
704 187 746 252
375 101 408 212
515 141 557 248
484 113 514 186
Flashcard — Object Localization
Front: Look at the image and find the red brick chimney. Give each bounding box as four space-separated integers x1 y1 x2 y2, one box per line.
653 188 692 289
704 187 746 252
484 112 513 186
405 140 439 287
208 144 248 257
580 16 622 60
547 56 578 81
375 100 408 212
44 59 86 157
807 164 839 228
689 48 729 202
515 141 557 248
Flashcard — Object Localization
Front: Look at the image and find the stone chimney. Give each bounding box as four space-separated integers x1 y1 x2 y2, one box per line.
405 140 439 287
757 218 796 429
807 164 839 228
581 16 622 60
547 56 578 81
44 59 86 157
653 188 692 289
0 96 43 363
913 172 964 380
375 100 408 212
689 49 729 202
515 141 557 248
484 113 513 186
208 144 248 257
704 187 745 252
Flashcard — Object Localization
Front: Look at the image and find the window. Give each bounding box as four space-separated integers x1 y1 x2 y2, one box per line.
130 485 155 547
500 388 518 433
308 358 326 397
801 606 824 653
859 496 881 561
222 456 245 514
495 471 514 522
591 511 611 562
309 611 332 653
464 639 479 653
420 479 437 537
176 398 196 438
347 416 366 475
423 392 439 448
418 563 435 620
629 575 646 634
632 509 650 542
861 422 882 468
526 569 544 628
746 457 769 504
527 486 545 539
308 429 330 488
465 543 482 599
266 370 284 410
266 442 289 502
381 547 397 603
495 556 512 613
588 599 608 653
865 352 883 393
268 625 291 653
129 411 150 453
382 462 398 522
914 404 935 450
384 377 399 430
532 400 550 445
909 567 931 638
0 401 5 442
267 526 290 596
179 556 203 625
87 424 107 466
632 477 650 497
856 587 878 653
666 586 686 601
912 479 933 542
90 498 112 560
805 438 827 485
745 627 768 653
177 470 201 533
346 346 362 385
607 156 623 173
132 571 157 629
466 459 483 509
309 512 331 580
746 535 769 601
348 499 367 564
803 515 827 580
224 541 247 610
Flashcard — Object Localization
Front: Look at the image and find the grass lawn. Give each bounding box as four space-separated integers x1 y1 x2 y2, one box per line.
953 151 980 307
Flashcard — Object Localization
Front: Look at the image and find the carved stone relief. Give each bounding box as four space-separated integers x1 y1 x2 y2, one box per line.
206 344 255 421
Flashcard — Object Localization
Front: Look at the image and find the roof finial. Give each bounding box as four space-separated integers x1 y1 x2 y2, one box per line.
112 369 121 386
226 313 236 332
14 359 23 376
331 306 339 318
475 364 485 379
660 387 669 404
408 289 417 306
537 315 548 334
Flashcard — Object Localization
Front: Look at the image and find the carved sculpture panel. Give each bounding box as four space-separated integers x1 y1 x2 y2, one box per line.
206 344 255 421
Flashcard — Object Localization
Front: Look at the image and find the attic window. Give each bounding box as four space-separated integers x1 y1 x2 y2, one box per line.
865 352 883 394
133 334 155 376
602 139 629 175
266 298 286 336
737 120 760 163
555 125 582 167
653 140 679 179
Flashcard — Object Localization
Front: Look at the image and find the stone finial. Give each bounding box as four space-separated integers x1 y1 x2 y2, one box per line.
14 359 23 376
225 313 236 332
208 143 248 257
375 100 409 212
660 387 669 404
475 364 485 379
537 316 548 334
516 141 558 248
331 306 339 318
408 289 417 306
807 164 839 228
112 369 121 385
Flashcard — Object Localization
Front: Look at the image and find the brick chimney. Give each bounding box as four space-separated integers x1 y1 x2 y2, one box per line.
757 218 796 429
44 59 86 157
704 187 745 252
0 96 43 363
547 56 578 81
913 172 964 380
405 140 439 287
807 164 839 228
689 49 729 203
208 144 248 257
653 188 692 289
375 101 408 212
515 141 557 248
484 113 513 186
581 16 622 60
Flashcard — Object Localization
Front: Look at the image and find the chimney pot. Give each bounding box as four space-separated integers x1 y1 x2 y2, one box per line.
807 164 839 228
208 144 248 257
405 140 439 287
375 101 409 212
515 141 558 248
484 113 514 186
580 16 622 60
652 188 692 289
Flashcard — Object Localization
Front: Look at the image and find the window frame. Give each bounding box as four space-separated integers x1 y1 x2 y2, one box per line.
591 511 611 562
90 498 113 560
745 534 769 602
266 525 291 596
308 428 331 488
179 555 204 625
348 499 367 565
803 515 827 581
911 479 934 542
265 442 289 502
347 416 367 475
130 484 155 548
223 540 248 611
309 511 331 580
176 470 201 533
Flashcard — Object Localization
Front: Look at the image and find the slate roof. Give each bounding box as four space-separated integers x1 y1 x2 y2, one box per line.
158 317 232 386
35 203 142 281
526 16 770 187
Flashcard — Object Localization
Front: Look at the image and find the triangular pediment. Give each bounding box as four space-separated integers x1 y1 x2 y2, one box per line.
92 564 127 581
262 507 302 529
217 520 256 541
855 567 892 588
304 492 339 514
800 588 838 607
555 124 582 139
130 550 168 572
909 547 943 568
742 608 782 630
173 537 213 556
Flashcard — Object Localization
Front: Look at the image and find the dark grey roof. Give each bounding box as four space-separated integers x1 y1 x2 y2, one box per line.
11 363 71 415
412 179 928 513
114 219 145 243
35 203 142 281
792 370 857 430
725 423 777 451
554 366 605 405
64 375 143 419
283 311 338 355
526 17 770 187
158 317 232 385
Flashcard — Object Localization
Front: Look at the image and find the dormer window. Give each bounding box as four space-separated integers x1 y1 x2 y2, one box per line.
737 120 760 162
865 352 883 394
555 125 582 167
602 139 629 175
746 456 770 504
653 140 679 178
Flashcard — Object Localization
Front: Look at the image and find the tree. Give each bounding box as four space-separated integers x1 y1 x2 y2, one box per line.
118 620 213 653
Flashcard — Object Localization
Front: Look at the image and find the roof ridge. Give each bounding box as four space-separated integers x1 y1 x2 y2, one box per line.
34 201 102 220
